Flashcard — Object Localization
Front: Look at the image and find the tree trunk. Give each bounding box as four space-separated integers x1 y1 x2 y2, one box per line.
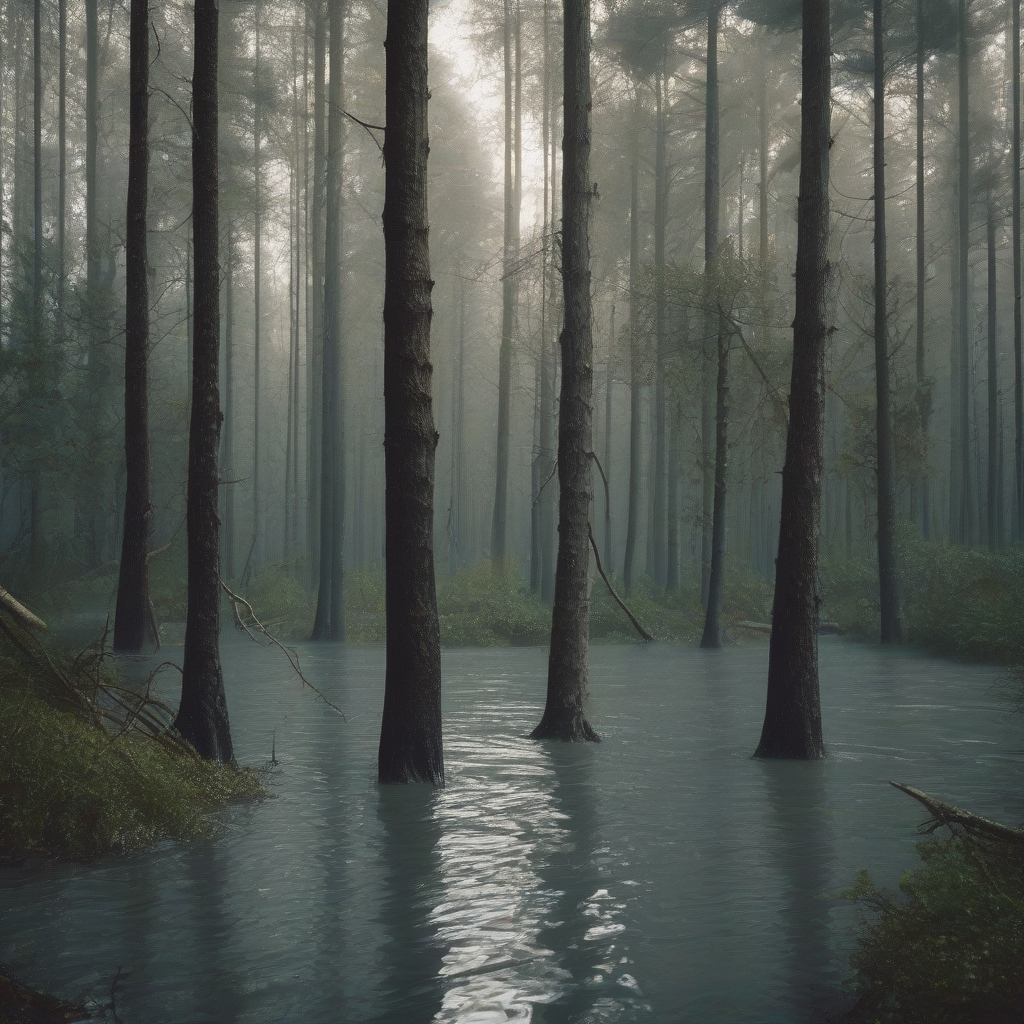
754 0 830 762
312 0 345 641
951 0 971 545
491 0 519 565
623 138 641 595
249 4 263 578
700 325 729 649
307 2 326 585
988 201 1000 550
759 56 769 268
604 302 615 573
666 395 680 592
916 0 932 540
873 0 902 645
702 3 720 607
175 0 233 764
450 276 466 576
223 226 235 580
377 0 443 785
57 0 66 332
652 65 667 587
531 0 598 744
113 0 152 654
541 41 558 604
1014 0 1023 544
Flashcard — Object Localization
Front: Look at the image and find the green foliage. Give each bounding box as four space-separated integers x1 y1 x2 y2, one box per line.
243 562 314 641
844 837 1024 1024
821 540 1024 664
0 674 264 862
436 563 551 646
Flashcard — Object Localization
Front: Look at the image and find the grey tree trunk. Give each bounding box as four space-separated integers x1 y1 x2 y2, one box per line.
377 0 444 784
754 0 830 761
175 0 233 764
873 0 902 644
652 66 667 587
916 0 932 540
531 0 598 744
491 0 521 564
114 0 152 654
57 0 66 331
988 202 1000 550
308 3 326 585
702 3 720 606
312 0 346 641
604 302 615 573
700 323 729 649
223 226 235 580
623 139 641 595
249 4 263 579
1014 0 1023 544
951 0 971 544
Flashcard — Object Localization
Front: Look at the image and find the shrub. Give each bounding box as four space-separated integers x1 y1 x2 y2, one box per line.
844 837 1024 1024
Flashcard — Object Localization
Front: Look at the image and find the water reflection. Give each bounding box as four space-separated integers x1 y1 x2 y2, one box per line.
759 761 840 1019
372 786 446 1024
430 729 568 1022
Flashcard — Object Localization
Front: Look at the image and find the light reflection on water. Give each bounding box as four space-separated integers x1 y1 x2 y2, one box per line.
1 639 1022 1023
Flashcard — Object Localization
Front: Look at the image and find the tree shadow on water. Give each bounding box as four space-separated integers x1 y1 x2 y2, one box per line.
369 785 445 1024
760 760 848 1022
530 741 647 1024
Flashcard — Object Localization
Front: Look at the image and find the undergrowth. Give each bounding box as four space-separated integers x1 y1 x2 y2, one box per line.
843 836 1024 1024
0 633 265 862
821 540 1024 664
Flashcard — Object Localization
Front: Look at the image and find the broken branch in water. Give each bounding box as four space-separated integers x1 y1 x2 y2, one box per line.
588 523 654 643
219 578 346 720
890 781 1024 847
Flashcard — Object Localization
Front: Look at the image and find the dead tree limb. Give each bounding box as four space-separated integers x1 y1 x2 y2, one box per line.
0 586 47 631
220 578 346 719
890 781 1024 847
588 523 654 643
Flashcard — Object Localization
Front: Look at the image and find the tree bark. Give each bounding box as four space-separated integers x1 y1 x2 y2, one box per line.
491 0 519 565
249 3 263 579
531 0 598 744
700 326 729 649
1014 0 1023 545
308 2 326 585
873 0 902 645
988 201 1000 550
951 0 971 544
57 0 66 332
604 302 615 574
623 137 641 595
174 0 233 764
916 0 932 540
652 65 667 587
377 0 444 785
754 0 830 761
312 0 346 641
223 225 235 580
114 0 152 654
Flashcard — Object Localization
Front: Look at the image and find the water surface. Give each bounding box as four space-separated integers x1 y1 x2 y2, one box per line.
2 638 1021 1023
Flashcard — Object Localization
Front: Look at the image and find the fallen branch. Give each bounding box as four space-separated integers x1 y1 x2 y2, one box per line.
220 578 346 720
588 523 654 643
0 585 47 631
890 781 1024 847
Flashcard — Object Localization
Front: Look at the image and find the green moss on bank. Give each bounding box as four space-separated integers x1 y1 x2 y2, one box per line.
0 677 264 862
844 837 1024 1024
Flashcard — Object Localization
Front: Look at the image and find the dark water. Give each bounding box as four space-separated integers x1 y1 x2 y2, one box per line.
2 638 1022 1023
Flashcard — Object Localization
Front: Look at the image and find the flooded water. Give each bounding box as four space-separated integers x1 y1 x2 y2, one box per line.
2 638 1022 1023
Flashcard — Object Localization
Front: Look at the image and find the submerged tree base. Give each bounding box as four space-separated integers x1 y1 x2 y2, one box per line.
530 713 600 743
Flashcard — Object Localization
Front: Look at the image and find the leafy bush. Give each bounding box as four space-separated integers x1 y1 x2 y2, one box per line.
821 541 1024 664
844 837 1024 1024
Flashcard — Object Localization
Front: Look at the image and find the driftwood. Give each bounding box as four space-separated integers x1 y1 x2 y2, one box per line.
891 781 1024 847
0 585 47 632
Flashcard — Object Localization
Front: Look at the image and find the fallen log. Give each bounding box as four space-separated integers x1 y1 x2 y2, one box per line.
0 586 47 632
890 781 1024 847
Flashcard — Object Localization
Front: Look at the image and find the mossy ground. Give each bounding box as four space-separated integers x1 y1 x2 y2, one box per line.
0 661 265 862
843 836 1024 1024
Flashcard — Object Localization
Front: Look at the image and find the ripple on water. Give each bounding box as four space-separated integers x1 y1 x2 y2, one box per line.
0 640 1021 1023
